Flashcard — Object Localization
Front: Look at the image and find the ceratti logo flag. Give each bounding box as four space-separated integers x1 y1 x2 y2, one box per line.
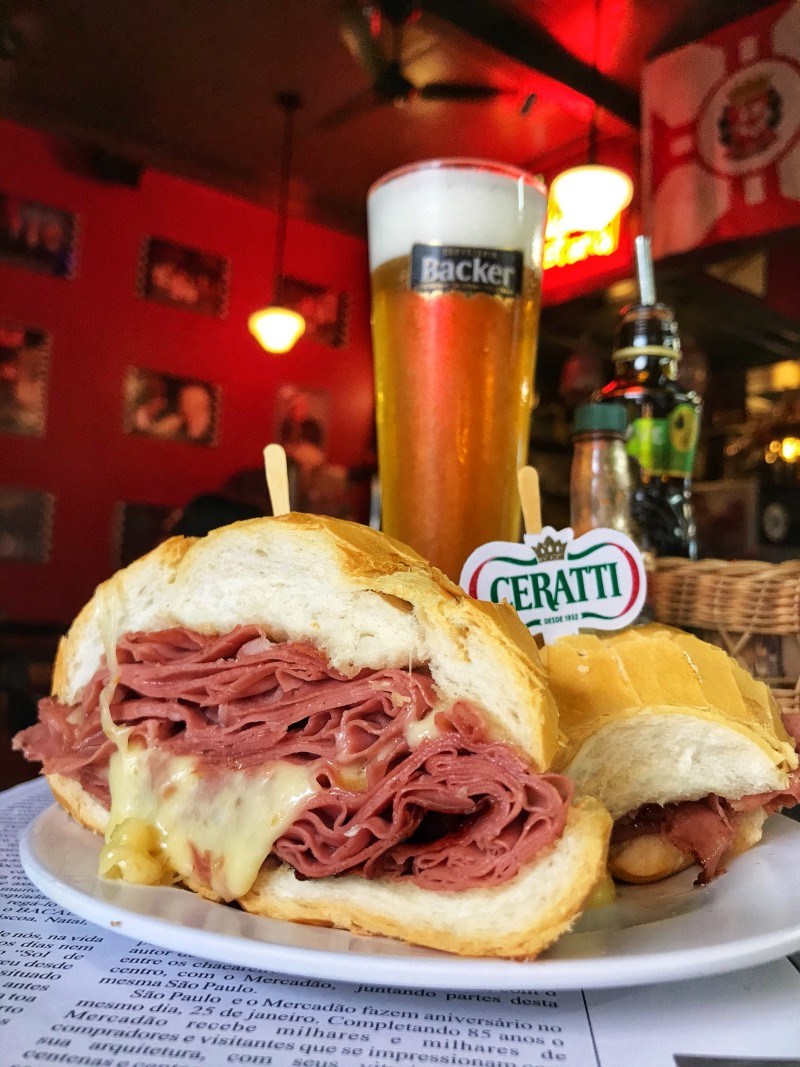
460 526 648 644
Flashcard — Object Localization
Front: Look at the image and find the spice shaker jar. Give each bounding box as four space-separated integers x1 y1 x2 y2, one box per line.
570 402 634 538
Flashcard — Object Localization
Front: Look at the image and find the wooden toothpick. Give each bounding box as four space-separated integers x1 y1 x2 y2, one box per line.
517 466 542 536
264 443 291 516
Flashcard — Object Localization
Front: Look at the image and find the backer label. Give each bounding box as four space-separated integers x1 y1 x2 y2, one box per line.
410 244 523 298
460 525 647 643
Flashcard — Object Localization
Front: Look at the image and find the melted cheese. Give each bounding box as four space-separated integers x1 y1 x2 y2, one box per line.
404 709 442 749
99 818 172 886
333 761 369 792
96 582 132 752
583 870 617 909
94 586 319 900
100 749 318 900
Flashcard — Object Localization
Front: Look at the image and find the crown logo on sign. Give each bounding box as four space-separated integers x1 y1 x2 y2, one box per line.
533 536 567 563
728 76 771 105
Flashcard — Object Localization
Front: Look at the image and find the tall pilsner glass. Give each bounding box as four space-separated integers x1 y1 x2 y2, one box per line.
367 159 547 581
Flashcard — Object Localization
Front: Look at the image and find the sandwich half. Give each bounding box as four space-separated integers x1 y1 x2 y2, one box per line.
542 624 800 885
15 514 611 958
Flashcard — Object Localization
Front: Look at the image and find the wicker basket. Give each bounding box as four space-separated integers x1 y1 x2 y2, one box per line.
649 558 800 717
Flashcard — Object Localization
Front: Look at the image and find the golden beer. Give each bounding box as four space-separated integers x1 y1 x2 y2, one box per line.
367 160 547 581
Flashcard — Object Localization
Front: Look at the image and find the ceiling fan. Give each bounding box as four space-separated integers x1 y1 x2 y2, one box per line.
319 0 534 129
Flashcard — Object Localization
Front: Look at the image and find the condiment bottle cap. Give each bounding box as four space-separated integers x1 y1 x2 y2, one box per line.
614 302 681 360
573 403 627 436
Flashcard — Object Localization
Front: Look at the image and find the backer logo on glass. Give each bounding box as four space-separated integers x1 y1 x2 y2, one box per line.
460 525 648 644
410 244 523 298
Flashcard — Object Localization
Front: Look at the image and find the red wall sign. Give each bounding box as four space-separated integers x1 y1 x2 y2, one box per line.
643 0 800 259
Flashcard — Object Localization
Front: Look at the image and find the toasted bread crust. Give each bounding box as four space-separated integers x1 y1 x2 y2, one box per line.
48 773 108 836
52 536 195 705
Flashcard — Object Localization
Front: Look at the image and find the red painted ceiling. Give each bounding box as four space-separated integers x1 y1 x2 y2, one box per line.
0 0 780 233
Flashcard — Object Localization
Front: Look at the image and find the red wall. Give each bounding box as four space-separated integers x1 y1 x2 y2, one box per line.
0 119 375 623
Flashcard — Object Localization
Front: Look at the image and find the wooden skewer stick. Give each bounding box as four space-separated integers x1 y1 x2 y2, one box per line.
517 466 542 536
264 443 291 517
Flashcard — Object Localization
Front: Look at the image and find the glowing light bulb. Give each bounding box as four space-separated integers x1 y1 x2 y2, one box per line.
549 165 633 233
248 306 306 354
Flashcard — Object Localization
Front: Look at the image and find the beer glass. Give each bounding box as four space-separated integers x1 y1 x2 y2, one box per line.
367 159 548 581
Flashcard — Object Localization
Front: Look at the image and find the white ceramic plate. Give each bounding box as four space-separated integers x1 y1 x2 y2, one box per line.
20 804 800 991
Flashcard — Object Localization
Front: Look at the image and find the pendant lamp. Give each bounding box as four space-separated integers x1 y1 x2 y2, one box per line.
249 91 306 354
549 0 633 233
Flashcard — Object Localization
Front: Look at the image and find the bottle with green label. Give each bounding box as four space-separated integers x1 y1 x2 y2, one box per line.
594 236 701 559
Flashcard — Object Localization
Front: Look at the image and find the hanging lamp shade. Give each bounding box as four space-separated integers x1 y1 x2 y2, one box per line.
549 164 633 233
248 306 306 353
549 0 633 235
251 91 305 355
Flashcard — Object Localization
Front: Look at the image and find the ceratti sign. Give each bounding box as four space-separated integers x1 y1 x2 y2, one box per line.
460 526 648 644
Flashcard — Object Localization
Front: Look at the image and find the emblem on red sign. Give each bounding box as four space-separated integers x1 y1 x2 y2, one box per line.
644 0 800 258
460 526 648 644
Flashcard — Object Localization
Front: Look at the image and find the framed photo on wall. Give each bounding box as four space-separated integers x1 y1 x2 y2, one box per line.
0 487 55 563
273 383 330 455
138 236 230 317
113 501 177 568
0 322 50 437
273 384 350 518
0 193 78 278
123 366 220 447
282 276 349 349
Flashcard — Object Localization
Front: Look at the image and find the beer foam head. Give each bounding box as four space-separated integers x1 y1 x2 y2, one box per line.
367 160 548 272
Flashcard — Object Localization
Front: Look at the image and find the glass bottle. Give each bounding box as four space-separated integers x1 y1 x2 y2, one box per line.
570 403 634 537
595 238 701 559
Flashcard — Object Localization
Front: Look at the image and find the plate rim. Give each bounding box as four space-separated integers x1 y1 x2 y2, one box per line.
19 803 800 991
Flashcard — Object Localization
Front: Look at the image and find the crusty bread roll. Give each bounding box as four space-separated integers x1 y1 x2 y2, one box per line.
542 625 798 883
26 515 612 959
56 513 557 766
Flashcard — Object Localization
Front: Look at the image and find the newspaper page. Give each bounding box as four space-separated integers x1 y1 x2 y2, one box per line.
2 779 800 1067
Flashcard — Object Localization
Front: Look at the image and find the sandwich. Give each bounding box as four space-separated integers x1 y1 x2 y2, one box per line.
14 513 611 958
541 624 800 885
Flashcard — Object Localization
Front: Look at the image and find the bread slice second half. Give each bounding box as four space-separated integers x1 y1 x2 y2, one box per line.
542 626 798 820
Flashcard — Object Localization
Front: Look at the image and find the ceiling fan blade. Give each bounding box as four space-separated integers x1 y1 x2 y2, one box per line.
417 81 512 102
316 87 384 131
339 0 387 84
